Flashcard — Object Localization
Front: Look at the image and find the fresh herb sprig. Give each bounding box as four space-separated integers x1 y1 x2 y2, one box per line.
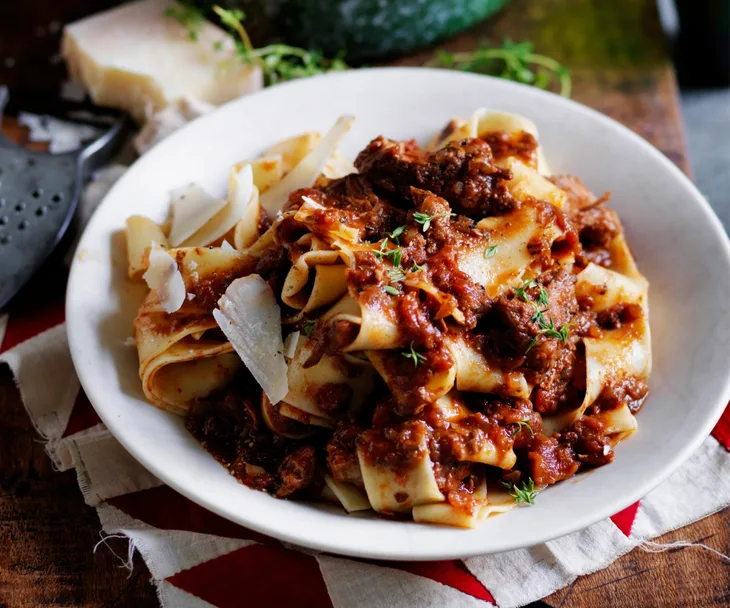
303 319 316 337
511 420 535 438
413 211 455 232
386 225 406 244
164 2 204 40
165 3 348 86
428 39 571 98
374 238 403 268
387 268 406 283
401 341 427 368
501 478 537 505
513 279 570 353
212 5 348 86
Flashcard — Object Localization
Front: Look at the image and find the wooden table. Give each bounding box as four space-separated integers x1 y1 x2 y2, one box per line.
1 1 728 606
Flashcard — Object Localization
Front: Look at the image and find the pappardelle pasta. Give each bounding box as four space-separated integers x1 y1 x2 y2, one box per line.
126 109 650 528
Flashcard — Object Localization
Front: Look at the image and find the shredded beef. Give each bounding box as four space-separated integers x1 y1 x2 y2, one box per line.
528 416 614 485
326 422 364 487
355 136 516 218
596 303 642 330
276 445 318 497
559 417 613 467
528 433 580 486
482 131 539 167
588 377 649 414
576 205 621 250
475 397 543 450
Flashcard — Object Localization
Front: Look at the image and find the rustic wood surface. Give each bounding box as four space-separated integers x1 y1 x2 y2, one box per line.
0 0 728 607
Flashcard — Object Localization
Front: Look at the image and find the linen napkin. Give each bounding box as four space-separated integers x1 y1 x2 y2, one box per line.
1 302 728 608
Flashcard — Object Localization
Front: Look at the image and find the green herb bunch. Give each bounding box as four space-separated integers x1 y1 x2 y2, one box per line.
429 39 571 98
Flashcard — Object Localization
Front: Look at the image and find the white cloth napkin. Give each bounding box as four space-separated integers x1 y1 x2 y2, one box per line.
1 323 728 608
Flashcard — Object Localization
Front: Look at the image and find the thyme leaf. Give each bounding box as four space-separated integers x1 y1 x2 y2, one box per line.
412 211 454 232
213 5 348 86
303 319 316 338
511 420 535 438
401 341 427 367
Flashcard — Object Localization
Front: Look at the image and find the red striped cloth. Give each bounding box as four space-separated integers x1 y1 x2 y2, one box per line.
1 275 728 608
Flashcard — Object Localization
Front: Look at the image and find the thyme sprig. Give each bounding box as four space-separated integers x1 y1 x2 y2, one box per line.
401 341 427 368
513 279 570 353
386 225 406 244
303 319 316 337
428 39 571 98
213 5 348 86
387 268 407 283
164 3 204 40
501 478 538 505
511 420 535 438
165 3 348 86
374 238 403 268
413 211 455 232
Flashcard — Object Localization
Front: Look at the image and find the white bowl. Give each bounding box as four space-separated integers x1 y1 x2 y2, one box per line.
67 68 730 560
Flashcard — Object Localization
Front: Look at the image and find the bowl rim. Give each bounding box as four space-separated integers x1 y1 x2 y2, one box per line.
66 67 730 560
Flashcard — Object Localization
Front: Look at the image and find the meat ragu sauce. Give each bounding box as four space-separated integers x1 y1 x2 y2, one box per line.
186 131 649 516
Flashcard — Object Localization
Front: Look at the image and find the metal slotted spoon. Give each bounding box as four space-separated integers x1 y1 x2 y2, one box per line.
0 86 129 309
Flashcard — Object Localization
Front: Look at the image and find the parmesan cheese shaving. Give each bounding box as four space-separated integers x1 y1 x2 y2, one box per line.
142 242 185 313
283 331 300 359
213 275 288 404
259 115 355 216
183 164 256 247
168 184 227 247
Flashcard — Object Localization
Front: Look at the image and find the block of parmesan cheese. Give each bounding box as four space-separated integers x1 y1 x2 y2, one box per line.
62 0 262 123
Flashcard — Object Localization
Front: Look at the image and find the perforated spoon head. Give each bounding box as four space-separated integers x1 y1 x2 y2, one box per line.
0 87 129 309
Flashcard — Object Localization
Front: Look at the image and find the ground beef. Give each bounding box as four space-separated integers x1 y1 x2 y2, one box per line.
355 136 516 218
326 422 364 487
275 445 318 498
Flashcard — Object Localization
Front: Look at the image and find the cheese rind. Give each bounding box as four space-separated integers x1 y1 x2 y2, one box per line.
62 0 262 122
